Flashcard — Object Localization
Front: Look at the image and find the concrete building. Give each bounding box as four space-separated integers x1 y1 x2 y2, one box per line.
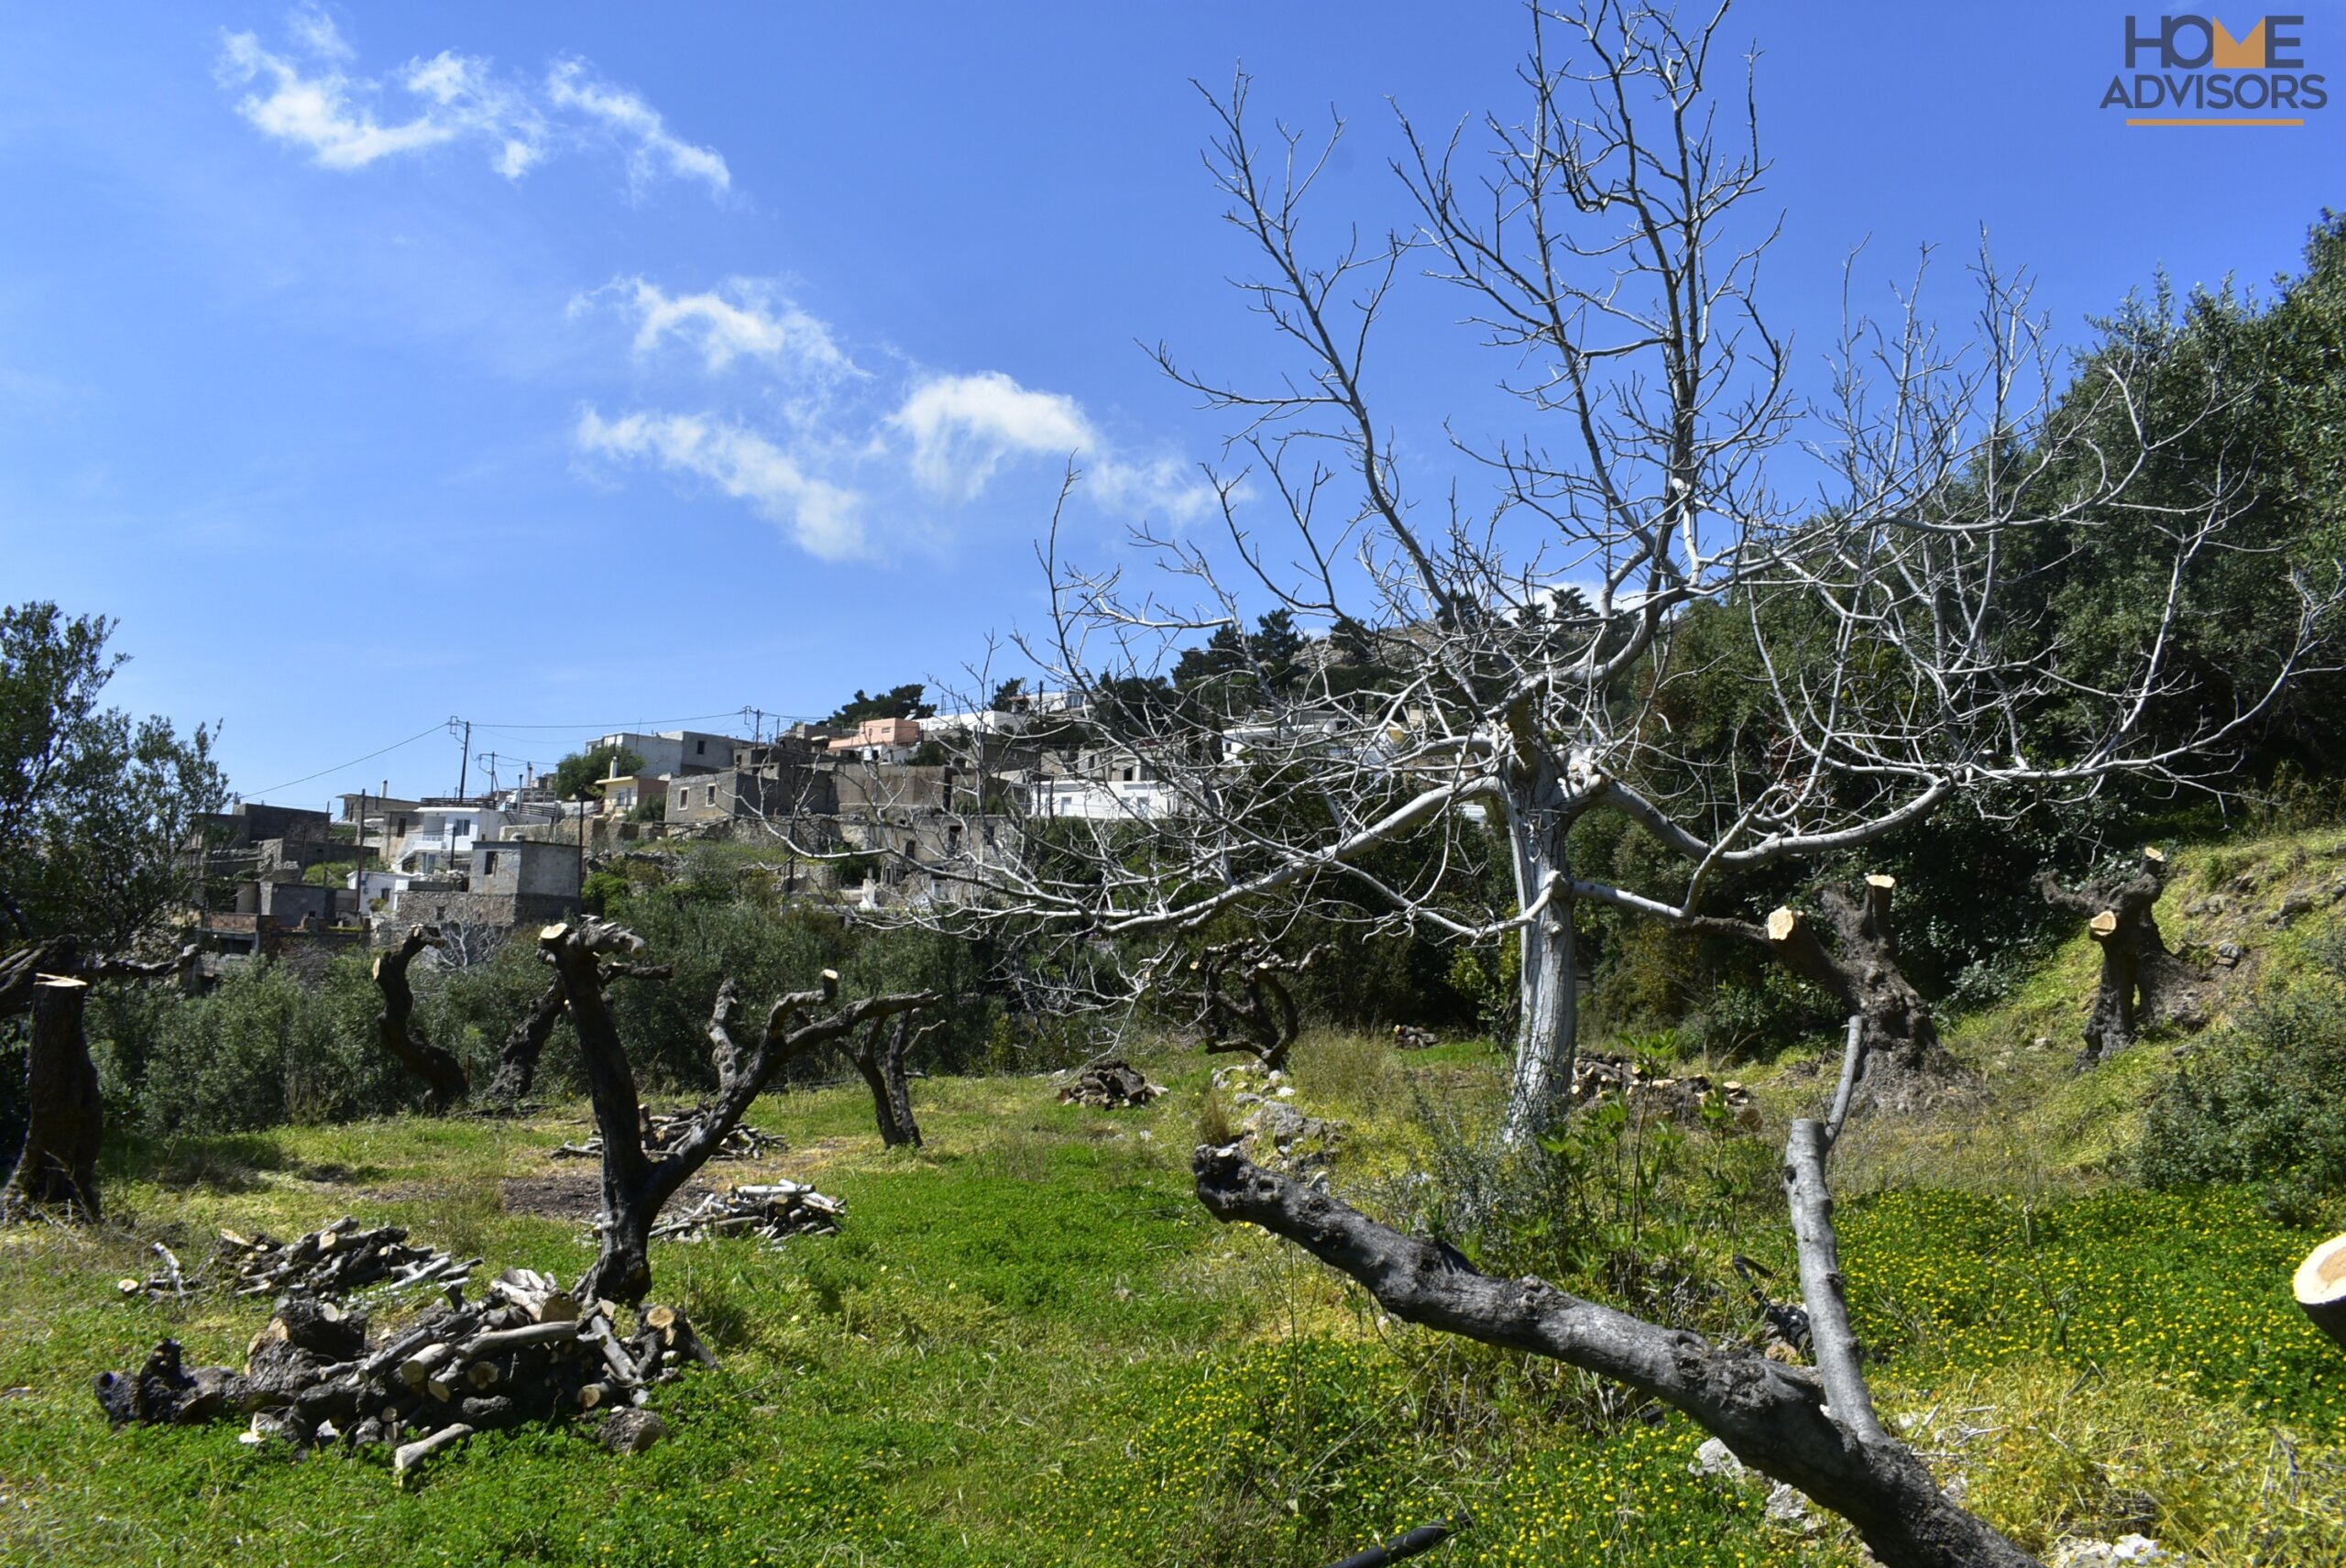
602 773 667 817
381 838 581 944
1027 747 1179 820
826 718 923 763
592 729 748 779
665 765 836 828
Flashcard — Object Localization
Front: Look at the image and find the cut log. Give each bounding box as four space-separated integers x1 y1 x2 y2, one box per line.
1058 1061 1162 1109
2 974 102 1221
2295 1234 2346 1352
392 1420 473 1480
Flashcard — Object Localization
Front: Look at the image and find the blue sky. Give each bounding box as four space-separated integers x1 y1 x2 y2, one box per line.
3 2 2340 806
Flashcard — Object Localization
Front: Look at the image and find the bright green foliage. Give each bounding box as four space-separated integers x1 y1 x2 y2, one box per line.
103 952 402 1134
1462 1420 1773 1568
1052 1339 1444 1566
1842 1188 2346 1433
550 743 644 800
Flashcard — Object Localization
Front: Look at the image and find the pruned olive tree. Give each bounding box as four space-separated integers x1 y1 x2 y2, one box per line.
537 918 937 1303
883 0 2331 1143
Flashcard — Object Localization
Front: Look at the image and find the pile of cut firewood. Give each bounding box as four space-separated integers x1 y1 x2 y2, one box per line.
1569 1054 1760 1127
549 1105 786 1162
95 1267 712 1479
649 1181 844 1247
115 1218 476 1303
1391 1025 1440 1050
1058 1060 1162 1109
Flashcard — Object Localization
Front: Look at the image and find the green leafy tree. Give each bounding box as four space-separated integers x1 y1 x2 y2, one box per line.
1172 609 1307 697
551 742 644 800
827 684 935 726
0 604 225 947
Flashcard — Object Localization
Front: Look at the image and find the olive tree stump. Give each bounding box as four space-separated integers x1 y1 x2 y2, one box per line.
2 975 101 1220
2037 848 2202 1066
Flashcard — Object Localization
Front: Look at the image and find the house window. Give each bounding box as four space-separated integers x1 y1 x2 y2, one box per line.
708 786 718 806
484 851 499 875
695 740 706 755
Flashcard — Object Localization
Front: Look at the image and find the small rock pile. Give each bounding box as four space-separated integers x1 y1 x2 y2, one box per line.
649 1181 844 1247
95 1267 711 1481
1058 1061 1162 1108
550 1106 786 1162
117 1218 476 1303
1569 1054 1760 1128
1212 1064 1342 1182
1391 1025 1440 1050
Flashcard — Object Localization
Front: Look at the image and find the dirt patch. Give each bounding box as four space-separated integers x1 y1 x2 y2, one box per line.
497 1170 733 1222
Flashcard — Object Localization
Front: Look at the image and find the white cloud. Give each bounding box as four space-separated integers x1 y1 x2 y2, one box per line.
545 61 729 196
217 11 721 195
1089 455 1218 524
889 370 1214 520
218 30 469 171
891 371 1094 499
576 410 865 560
597 277 857 378
285 4 354 63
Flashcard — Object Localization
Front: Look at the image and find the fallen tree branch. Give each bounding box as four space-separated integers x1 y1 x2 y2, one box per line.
1190 1007 2039 1568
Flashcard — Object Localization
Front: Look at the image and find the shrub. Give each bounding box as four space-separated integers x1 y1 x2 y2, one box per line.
134 954 406 1135
2138 982 2346 1223
1370 1084 1774 1334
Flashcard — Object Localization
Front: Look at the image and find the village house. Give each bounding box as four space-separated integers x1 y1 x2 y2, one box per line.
589 729 747 781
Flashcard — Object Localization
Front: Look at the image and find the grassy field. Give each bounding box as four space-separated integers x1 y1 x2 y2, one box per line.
8 829 2346 1564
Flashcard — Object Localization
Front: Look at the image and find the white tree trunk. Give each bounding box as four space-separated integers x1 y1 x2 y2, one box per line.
1503 788 1577 1143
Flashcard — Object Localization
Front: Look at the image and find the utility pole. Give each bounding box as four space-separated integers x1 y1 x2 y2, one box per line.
448 717 472 799
475 751 514 796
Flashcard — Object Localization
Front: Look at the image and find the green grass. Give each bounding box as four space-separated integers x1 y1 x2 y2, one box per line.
12 835 2346 1566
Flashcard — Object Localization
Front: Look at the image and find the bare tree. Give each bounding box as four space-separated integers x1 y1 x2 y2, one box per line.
370 928 471 1112
882 0 2331 1138
537 918 937 1303
1193 940 1319 1073
1196 1014 2041 1566
847 1014 935 1148
2036 847 2202 1066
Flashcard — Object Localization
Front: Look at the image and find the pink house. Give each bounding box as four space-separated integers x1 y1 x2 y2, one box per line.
827 718 921 752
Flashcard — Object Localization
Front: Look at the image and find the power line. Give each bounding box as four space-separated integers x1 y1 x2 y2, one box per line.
244 707 831 801
244 722 448 798
466 709 759 731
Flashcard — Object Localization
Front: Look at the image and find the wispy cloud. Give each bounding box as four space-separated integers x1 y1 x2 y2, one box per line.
576 410 866 560
218 7 726 195
544 62 729 196
576 292 1214 559
583 277 858 379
